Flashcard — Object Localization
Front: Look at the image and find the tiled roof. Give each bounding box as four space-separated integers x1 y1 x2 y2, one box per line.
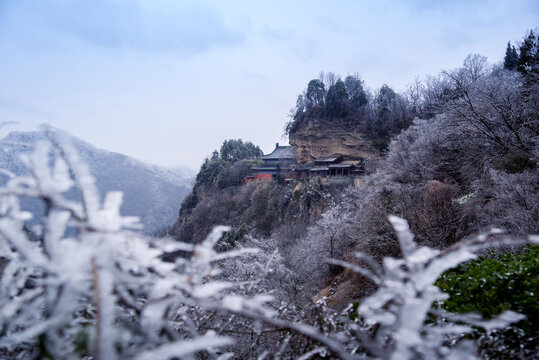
314 155 342 163
294 162 314 171
252 165 293 171
252 166 279 171
261 146 294 160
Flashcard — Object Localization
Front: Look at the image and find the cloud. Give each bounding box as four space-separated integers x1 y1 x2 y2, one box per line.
0 96 52 123
261 25 295 42
0 0 248 54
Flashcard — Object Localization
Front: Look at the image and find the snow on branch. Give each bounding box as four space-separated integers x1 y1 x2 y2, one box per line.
0 130 243 358
337 215 533 360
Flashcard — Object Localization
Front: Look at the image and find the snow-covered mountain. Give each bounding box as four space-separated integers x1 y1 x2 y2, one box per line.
0 130 195 233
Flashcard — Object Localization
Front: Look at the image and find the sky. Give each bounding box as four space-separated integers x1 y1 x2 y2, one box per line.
0 0 537 170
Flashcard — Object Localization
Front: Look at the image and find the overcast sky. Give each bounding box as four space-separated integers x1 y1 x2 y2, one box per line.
0 0 537 169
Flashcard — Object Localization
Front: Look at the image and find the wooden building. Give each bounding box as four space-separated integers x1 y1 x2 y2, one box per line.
293 155 365 179
246 143 294 182
246 144 366 183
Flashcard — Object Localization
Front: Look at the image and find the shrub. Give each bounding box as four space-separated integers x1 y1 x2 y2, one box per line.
493 150 537 173
437 245 539 335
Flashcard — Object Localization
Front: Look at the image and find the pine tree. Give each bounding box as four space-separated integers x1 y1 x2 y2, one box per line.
517 30 538 74
344 74 368 109
503 42 519 70
325 79 348 118
306 79 326 106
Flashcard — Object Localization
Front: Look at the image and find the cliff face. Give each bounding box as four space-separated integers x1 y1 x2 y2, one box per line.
288 118 375 164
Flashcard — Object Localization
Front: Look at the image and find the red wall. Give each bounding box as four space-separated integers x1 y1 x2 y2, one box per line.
253 173 273 180
245 173 292 183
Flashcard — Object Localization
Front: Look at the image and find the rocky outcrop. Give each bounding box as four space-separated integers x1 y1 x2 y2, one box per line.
288 118 375 164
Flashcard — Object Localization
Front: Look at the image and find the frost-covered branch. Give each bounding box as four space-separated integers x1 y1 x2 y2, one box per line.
335 215 532 360
0 131 247 358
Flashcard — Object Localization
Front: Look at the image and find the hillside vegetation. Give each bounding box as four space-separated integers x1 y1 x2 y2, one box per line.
167 30 539 357
170 139 352 244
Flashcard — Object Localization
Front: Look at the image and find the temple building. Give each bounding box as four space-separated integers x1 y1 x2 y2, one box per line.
246 143 365 182
245 143 294 181
293 155 365 179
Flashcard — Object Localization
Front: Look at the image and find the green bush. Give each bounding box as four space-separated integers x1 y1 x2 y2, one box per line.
436 245 539 334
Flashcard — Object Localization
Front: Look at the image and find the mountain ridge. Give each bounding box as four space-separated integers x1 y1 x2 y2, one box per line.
0 129 195 233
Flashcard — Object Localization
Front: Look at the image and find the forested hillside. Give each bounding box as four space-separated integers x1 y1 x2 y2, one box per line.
167 30 539 358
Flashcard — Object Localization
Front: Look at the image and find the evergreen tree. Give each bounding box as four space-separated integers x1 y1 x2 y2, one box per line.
293 94 306 121
372 84 396 140
306 79 326 106
344 74 368 109
367 84 412 146
325 79 348 118
219 139 263 162
517 30 538 74
512 46 519 68
503 41 519 70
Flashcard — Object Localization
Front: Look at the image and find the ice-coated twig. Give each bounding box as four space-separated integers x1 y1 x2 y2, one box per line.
338 215 532 360
216 304 358 360
134 333 233 360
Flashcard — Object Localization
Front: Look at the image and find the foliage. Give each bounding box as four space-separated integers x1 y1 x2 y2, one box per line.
287 73 356 129
344 74 368 110
178 139 262 218
173 180 291 243
377 48 539 243
285 73 413 151
215 223 249 251
325 79 348 118
174 176 348 245
306 79 326 107
366 84 413 144
327 216 535 360
517 29 538 76
195 139 262 191
471 169 539 235
437 245 539 334
436 245 539 358
443 55 537 162
219 139 263 163
504 41 519 70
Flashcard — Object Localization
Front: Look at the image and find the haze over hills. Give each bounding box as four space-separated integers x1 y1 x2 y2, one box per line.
0 129 195 233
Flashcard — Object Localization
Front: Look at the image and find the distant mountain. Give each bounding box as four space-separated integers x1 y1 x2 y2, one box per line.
0 130 195 233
